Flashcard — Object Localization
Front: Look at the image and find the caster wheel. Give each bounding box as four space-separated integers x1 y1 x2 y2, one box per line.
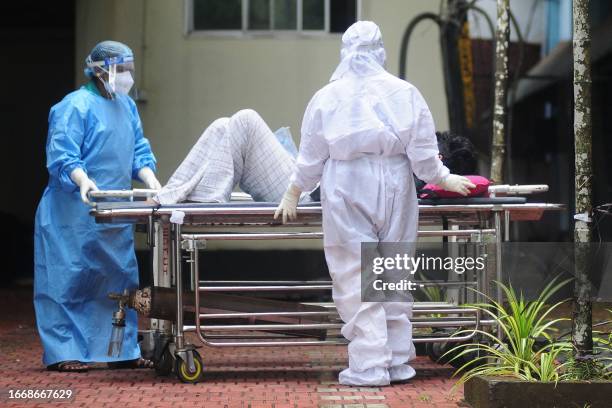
446 342 488 370
426 342 450 364
155 345 174 376
175 350 203 383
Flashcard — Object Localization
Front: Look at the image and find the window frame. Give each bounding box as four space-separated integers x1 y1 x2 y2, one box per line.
184 0 362 38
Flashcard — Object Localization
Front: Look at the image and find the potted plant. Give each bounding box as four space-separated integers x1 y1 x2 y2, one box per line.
442 277 612 408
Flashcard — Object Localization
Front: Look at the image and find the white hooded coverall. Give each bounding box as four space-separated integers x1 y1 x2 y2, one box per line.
289 21 450 385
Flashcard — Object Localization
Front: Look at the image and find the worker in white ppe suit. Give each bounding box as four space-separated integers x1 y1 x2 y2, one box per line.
274 21 475 386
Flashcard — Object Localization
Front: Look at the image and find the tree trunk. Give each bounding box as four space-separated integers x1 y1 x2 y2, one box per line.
572 0 593 357
489 0 510 184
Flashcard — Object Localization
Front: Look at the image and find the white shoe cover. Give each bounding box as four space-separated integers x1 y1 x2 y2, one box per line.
339 367 390 386
389 364 416 383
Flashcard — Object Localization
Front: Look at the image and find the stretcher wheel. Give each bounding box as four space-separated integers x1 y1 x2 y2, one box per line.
426 341 451 364
155 345 174 376
450 347 487 370
444 340 489 370
175 350 203 383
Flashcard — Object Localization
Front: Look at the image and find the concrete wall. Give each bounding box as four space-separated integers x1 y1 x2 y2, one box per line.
75 0 449 183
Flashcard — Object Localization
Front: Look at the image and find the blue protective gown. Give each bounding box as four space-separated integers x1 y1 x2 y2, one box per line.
34 82 156 366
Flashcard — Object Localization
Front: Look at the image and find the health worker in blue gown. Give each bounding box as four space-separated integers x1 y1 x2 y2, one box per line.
34 41 162 372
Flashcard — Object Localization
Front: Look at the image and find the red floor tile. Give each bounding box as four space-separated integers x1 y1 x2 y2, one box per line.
0 288 464 407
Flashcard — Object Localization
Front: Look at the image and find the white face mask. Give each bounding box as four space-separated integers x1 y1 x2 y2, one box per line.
113 71 134 95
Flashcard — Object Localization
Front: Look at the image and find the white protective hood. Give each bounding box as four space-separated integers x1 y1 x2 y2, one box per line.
330 21 387 82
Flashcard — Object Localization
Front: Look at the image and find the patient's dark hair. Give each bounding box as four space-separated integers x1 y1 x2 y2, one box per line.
435 131 478 175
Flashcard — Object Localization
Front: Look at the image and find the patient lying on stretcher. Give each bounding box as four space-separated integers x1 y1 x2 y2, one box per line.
153 109 315 204
153 110 478 204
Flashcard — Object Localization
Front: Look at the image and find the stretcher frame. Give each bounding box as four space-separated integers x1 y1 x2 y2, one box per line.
91 195 562 381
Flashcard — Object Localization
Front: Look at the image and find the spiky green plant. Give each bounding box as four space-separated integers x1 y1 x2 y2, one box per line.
417 272 445 303
587 308 612 380
421 284 444 303
417 272 445 320
443 276 573 388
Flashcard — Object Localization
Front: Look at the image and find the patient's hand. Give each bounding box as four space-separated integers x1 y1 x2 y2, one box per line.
145 197 159 205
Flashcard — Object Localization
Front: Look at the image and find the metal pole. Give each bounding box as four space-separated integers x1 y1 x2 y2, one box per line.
193 238 204 347
504 210 510 241
173 223 184 350
193 244 199 293
494 211 503 337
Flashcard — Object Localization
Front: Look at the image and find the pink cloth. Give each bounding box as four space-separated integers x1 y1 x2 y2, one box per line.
419 175 490 198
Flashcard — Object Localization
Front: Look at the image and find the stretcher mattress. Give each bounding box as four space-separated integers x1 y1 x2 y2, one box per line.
91 197 564 225
94 196 527 212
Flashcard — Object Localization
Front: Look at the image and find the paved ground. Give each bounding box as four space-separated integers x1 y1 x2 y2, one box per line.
0 287 464 408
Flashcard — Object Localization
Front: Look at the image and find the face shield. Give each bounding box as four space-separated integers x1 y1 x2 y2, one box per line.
86 55 135 98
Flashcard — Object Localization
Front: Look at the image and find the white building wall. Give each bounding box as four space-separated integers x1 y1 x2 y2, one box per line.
76 0 449 183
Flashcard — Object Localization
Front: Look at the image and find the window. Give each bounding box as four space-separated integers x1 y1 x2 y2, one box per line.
187 0 360 34
193 0 242 30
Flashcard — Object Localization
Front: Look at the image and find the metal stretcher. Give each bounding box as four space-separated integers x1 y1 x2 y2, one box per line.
90 191 562 383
